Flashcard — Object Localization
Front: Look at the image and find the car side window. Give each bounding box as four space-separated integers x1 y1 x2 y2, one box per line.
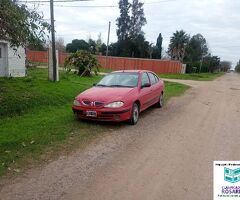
141 73 150 86
148 73 157 85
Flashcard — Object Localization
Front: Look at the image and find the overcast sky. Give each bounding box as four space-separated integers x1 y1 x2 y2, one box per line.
31 0 240 67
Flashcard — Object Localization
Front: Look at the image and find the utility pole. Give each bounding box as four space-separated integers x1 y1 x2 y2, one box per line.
105 21 111 68
50 0 57 81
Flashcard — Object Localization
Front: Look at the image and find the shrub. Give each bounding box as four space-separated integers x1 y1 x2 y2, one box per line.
235 64 240 73
64 50 99 76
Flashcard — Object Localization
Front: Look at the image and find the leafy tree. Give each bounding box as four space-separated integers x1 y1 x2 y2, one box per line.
66 39 90 53
185 34 208 62
168 30 190 62
185 54 221 73
115 0 148 57
27 40 46 51
131 34 150 58
204 55 220 73
129 0 146 39
109 34 150 58
116 0 131 41
152 33 163 59
220 61 231 72
100 43 107 55
235 60 240 73
88 38 97 54
108 42 120 56
0 0 50 48
64 50 99 76
96 33 103 54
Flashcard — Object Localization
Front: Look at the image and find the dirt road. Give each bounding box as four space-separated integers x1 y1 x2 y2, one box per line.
1 73 240 200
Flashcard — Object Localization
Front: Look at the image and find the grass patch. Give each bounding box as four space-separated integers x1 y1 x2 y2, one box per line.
0 69 102 118
0 69 189 177
164 81 190 102
159 72 224 81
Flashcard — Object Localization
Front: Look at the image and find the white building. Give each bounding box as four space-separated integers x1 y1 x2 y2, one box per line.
0 40 26 77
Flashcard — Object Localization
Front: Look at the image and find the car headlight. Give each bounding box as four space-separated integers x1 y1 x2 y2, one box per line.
73 99 81 106
104 101 124 108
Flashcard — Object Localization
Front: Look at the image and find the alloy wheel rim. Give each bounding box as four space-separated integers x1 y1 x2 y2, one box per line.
160 94 163 106
133 105 139 123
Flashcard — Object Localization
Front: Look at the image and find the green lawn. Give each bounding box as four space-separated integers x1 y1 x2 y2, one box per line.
164 81 190 101
159 72 224 81
0 69 189 177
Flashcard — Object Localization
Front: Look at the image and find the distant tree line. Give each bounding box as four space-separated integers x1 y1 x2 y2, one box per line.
167 30 232 73
235 60 240 72
65 33 107 55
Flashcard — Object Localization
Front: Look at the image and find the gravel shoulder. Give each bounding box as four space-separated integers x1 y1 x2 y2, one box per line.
1 73 240 200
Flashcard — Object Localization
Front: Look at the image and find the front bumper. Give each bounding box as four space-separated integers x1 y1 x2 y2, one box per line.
72 106 132 121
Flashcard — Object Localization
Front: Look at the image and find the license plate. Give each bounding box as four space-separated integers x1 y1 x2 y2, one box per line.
86 111 97 117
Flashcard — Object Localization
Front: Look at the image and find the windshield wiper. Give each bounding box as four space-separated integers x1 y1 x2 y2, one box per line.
96 84 108 87
109 85 133 88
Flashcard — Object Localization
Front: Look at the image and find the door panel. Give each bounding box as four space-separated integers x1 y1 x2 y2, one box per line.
148 73 160 104
139 72 152 110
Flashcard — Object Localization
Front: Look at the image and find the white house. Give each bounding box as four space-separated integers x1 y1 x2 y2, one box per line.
0 40 26 77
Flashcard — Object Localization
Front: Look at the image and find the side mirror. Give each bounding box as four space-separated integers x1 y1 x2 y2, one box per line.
141 83 151 89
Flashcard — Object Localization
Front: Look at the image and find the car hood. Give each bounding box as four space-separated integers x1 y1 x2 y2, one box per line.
76 86 135 102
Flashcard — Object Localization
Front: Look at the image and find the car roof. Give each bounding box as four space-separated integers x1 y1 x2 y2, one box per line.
111 70 152 74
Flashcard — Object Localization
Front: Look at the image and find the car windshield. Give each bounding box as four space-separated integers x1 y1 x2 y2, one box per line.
96 72 139 88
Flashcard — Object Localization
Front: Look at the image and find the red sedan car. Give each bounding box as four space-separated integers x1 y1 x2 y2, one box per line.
72 70 164 125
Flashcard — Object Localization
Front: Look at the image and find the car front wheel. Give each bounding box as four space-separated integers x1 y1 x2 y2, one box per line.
129 103 139 125
156 93 164 108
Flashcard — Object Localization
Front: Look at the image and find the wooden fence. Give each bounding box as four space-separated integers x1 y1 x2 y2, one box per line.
26 50 183 74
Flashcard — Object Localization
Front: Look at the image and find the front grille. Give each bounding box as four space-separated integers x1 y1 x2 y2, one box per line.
82 100 104 107
94 101 104 107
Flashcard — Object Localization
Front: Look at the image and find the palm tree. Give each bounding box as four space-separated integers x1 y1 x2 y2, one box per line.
168 30 190 62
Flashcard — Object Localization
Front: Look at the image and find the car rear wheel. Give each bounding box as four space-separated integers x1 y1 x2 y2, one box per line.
129 103 139 125
156 93 164 108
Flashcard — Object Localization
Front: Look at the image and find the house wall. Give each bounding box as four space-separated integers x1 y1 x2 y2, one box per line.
7 43 26 77
0 40 26 77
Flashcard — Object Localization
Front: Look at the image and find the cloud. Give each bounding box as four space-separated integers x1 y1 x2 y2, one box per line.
33 0 240 66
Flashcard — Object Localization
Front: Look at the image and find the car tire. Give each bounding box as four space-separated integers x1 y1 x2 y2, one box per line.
156 92 164 108
129 103 139 125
